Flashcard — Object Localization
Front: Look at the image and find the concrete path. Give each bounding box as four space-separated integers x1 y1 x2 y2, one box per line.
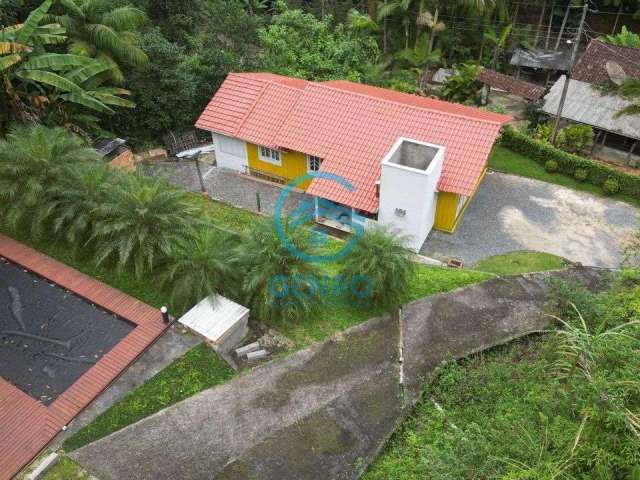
53 325 200 446
71 268 603 480
144 162 311 218
421 172 639 267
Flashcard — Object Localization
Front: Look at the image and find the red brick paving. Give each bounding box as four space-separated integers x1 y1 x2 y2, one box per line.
0 234 168 479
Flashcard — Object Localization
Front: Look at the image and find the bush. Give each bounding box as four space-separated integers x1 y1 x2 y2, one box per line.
603 177 621 195
341 226 415 309
544 160 559 172
574 168 588 182
500 127 640 199
440 63 483 105
533 122 553 142
556 124 594 154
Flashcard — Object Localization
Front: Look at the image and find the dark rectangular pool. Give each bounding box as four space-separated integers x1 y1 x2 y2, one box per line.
0 258 134 405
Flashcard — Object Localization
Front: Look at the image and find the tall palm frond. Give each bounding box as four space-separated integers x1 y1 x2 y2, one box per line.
52 0 148 84
615 78 640 117
341 225 415 309
0 124 100 235
91 174 198 278
48 161 119 248
160 228 235 312
231 218 320 323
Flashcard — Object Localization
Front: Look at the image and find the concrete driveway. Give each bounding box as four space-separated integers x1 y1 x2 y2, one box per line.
421 172 639 268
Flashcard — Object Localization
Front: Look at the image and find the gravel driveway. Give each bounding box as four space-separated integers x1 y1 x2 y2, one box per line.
421 172 639 268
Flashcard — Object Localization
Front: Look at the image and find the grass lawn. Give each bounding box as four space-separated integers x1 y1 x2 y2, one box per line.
40 456 89 480
63 343 235 451
276 265 492 347
489 145 640 208
473 251 566 276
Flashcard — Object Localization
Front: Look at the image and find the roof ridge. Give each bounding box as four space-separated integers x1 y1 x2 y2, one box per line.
314 81 510 125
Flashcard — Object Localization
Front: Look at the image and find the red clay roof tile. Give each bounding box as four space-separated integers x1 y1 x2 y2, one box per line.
196 72 511 213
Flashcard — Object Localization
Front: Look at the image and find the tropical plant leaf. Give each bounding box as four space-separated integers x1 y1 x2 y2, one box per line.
0 42 30 54
16 0 53 45
59 91 113 113
57 0 85 18
0 53 21 71
21 53 98 71
65 61 111 84
89 92 135 108
101 6 146 31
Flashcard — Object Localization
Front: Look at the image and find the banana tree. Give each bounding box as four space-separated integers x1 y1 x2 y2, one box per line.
1 0 133 132
483 23 512 69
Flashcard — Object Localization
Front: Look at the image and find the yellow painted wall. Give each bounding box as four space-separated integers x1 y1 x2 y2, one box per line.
434 192 459 233
434 167 488 234
247 144 311 189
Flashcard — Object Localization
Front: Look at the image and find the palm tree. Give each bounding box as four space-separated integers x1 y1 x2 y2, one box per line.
340 226 415 309
377 0 415 49
91 174 198 278
0 123 100 235
48 161 120 249
160 228 235 312
232 218 320 323
51 0 148 84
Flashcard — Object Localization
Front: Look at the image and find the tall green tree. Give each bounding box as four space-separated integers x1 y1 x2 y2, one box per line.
51 0 148 84
258 8 379 81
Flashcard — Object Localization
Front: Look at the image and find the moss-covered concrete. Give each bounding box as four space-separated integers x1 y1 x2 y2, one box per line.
70 267 605 480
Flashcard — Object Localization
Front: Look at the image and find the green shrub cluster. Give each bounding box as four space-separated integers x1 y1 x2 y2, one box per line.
501 127 640 198
0 125 416 322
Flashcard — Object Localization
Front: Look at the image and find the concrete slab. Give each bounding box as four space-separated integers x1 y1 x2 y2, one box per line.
70 268 606 480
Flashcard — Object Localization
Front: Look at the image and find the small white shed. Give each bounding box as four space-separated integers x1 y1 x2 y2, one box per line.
178 295 250 352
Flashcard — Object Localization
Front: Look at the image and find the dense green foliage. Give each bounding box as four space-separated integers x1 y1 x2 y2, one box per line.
501 127 640 199
600 25 640 48
258 8 379 81
232 218 321 323
366 272 640 479
0 124 100 232
556 124 594 154
63 343 236 451
1 0 136 135
440 63 483 104
341 226 415 309
489 145 640 207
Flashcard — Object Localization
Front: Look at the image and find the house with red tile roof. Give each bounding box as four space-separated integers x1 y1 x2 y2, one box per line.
196 72 510 249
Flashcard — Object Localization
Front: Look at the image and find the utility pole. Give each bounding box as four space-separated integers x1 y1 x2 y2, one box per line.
551 2 589 145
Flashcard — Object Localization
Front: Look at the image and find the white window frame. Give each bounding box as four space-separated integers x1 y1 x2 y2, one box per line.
306 154 323 172
259 146 282 166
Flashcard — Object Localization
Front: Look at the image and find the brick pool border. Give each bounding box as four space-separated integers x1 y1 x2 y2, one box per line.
0 234 168 480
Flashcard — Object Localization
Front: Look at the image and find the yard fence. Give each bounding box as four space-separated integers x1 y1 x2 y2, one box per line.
500 127 640 199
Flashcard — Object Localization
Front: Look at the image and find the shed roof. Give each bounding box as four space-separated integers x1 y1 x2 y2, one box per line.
572 39 640 86
178 295 249 344
477 68 546 101
196 73 510 213
510 48 573 71
542 75 640 141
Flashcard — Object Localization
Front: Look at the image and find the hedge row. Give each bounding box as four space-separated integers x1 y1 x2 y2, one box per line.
500 127 640 198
